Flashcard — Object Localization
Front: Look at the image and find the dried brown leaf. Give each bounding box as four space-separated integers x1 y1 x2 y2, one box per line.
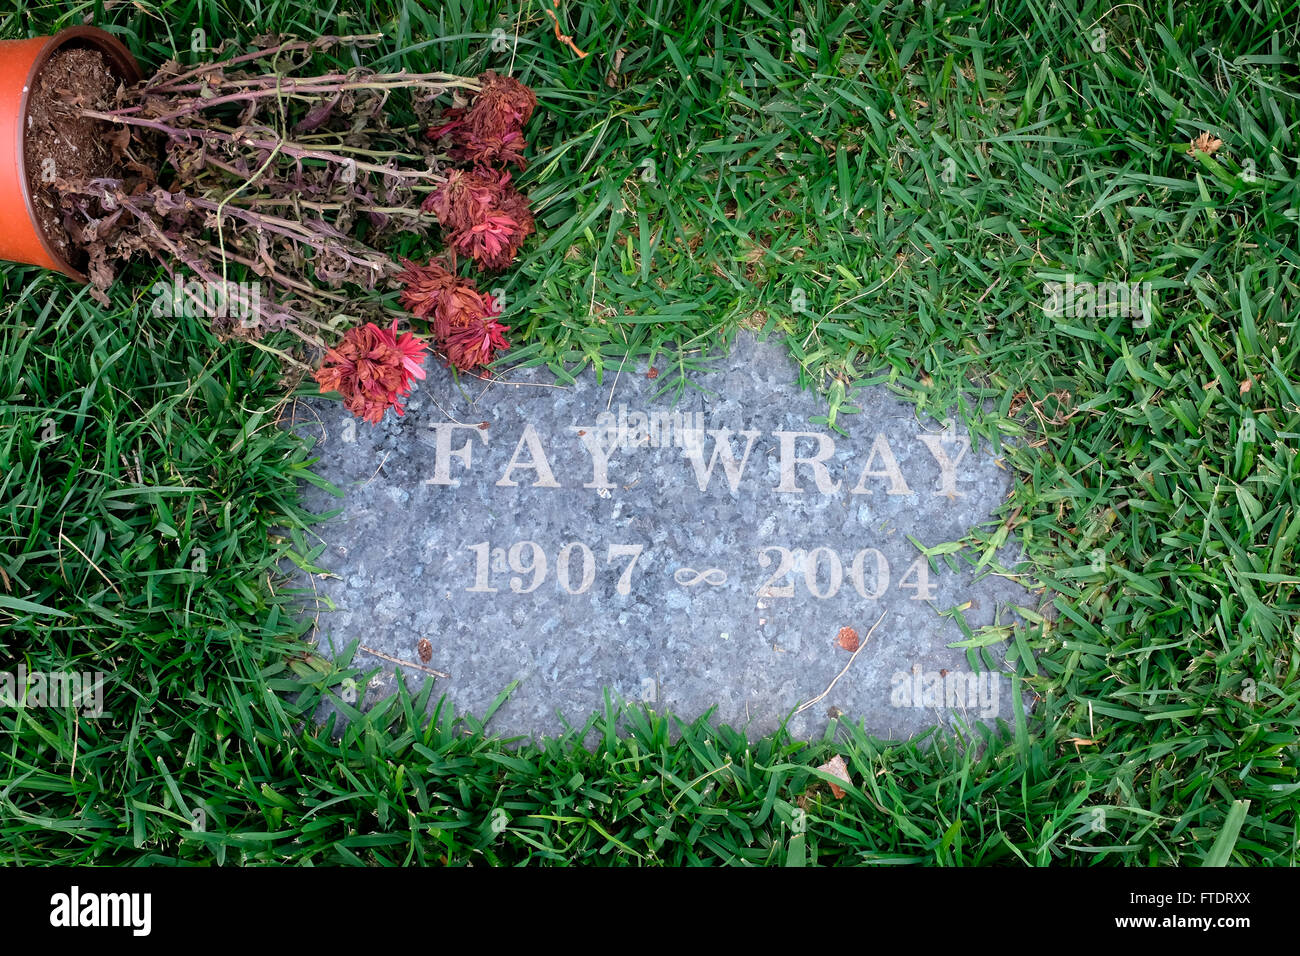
817 754 851 799
1187 132 1223 156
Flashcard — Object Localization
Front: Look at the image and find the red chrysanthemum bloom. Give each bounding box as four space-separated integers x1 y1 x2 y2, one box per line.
421 167 488 233
427 73 536 169
470 72 538 137
375 318 430 390
314 321 429 424
422 167 534 271
395 258 498 340
393 259 511 370
442 308 511 371
453 128 530 170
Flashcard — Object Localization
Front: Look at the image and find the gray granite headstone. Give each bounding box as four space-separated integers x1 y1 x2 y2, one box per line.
288 333 1029 740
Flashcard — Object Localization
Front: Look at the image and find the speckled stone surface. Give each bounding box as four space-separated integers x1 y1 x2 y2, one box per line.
287 333 1031 741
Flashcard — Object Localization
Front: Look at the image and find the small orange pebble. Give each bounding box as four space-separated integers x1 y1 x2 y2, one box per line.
836 627 860 652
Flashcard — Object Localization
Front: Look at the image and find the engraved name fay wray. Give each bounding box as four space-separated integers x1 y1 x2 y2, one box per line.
435 417 960 601
294 334 1028 739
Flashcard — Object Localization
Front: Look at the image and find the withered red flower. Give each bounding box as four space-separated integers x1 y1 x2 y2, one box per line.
471 72 538 137
315 321 429 424
394 258 511 370
454 128 530 171
377 319 430 390
442 309 511 371
422 167 534 271
427 72 537 169
395 258 494 338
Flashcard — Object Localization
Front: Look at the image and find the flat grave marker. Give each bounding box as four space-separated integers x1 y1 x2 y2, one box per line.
290 333 1030 739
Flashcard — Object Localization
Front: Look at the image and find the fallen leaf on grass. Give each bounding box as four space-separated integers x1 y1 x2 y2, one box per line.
1187 132 1223 156
817 755 851 798
605 48 627 88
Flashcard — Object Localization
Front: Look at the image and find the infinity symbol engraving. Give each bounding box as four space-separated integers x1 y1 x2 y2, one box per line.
673 567 727 587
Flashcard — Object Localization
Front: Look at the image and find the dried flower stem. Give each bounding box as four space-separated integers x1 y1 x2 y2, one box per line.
142 34 387 92
81 111 444 184
145 74 479 123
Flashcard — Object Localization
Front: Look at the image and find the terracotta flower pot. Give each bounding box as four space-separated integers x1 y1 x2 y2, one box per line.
0 26 141 282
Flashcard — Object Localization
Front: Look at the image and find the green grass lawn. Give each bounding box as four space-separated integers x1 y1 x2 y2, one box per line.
1 0 1297 864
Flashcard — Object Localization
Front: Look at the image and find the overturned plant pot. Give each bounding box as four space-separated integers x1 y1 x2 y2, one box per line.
0 28 541 419
0 26 141 281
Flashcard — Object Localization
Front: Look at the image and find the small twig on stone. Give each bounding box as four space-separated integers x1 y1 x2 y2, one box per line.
795 610 888 715
359 644 450 680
